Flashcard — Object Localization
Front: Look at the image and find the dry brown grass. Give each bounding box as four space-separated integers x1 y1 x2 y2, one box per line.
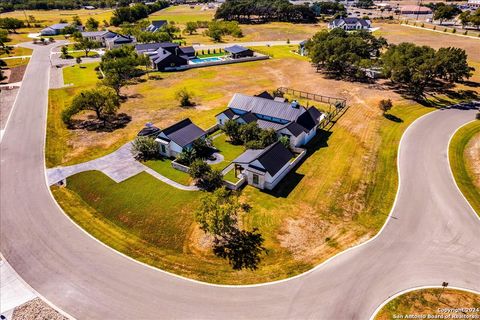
376 288 480 320
465 131 480 188
375 23 480 62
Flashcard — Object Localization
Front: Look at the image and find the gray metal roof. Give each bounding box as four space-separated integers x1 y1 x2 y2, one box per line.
82 30 117 38
160 118 206 148
232 149 264 164
227 93 306 122
50 23 70 30
256 119 287 131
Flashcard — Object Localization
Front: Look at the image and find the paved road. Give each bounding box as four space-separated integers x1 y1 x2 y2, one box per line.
1 43 479 320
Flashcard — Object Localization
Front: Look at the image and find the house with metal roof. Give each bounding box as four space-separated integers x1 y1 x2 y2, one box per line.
224 45 254 59
232 141 294 190
154 118 207 158
105 34 137 50
40 23 83 36
216 93 324 148
328 17 371 30
81 30 118 47
146 20 168 32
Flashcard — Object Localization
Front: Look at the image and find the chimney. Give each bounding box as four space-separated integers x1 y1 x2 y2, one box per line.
291 100 299 109
146 122 153 128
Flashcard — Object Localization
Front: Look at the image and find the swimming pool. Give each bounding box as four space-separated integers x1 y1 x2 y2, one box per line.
189 57 223 64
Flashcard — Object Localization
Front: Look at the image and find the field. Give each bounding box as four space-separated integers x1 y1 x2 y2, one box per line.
46 20 480 283
375 288 480 320
449 120 480 216
0 9 114 44
150 5 322 45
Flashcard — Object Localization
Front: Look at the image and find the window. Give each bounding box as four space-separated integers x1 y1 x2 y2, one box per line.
161 145 166 153
253 174 259 185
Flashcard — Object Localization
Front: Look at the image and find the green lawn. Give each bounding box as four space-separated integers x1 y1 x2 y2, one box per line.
449 120 480 216
0 46 33 58
63 62 100 87
149 5 215 24
1 57 30 68
144 159 192 185
223 167 239 183
211 134 245 171
249 45 307 60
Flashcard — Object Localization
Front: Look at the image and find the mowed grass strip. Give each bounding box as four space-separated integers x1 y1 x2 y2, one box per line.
449 120 480 216
64 171 199 251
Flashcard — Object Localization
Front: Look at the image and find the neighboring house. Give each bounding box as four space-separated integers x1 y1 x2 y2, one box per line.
83 5 96 10
146 20 168 32
216 93 324 148
232 141 294 190
135 42 195 71
467 0 480 8
328 17 371 30
40 23 83 36
154 118 207 158
224 45 254 59
399 5 432 14
81 30 118 47
105 34 136 49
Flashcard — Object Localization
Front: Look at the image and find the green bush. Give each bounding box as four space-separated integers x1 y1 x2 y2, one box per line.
131 136 160 160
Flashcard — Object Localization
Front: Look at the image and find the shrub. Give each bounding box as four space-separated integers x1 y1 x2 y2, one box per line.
378 99 393 114
433 26 436 30
131 136 160 160
476 112 480 120
175 88 194 107
189 159 211 179
452 28 456 33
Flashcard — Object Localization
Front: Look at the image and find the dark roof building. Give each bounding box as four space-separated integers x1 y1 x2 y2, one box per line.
233 141 295 190
146 20 168 32
159 118 206 148
135 42 197 71
224 45 254 59
255 91 274 100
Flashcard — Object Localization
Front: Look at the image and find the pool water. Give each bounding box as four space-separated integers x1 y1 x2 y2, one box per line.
190 57 223 64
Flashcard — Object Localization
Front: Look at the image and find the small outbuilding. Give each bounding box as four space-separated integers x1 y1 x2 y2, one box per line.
224 45 254 59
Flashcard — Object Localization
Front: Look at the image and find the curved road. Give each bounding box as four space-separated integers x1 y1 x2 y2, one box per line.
1 43 479 320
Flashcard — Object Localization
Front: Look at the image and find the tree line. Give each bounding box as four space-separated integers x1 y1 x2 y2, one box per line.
215 0 317 23
110 1 169 26
1 0 121 12
305 29 474 98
